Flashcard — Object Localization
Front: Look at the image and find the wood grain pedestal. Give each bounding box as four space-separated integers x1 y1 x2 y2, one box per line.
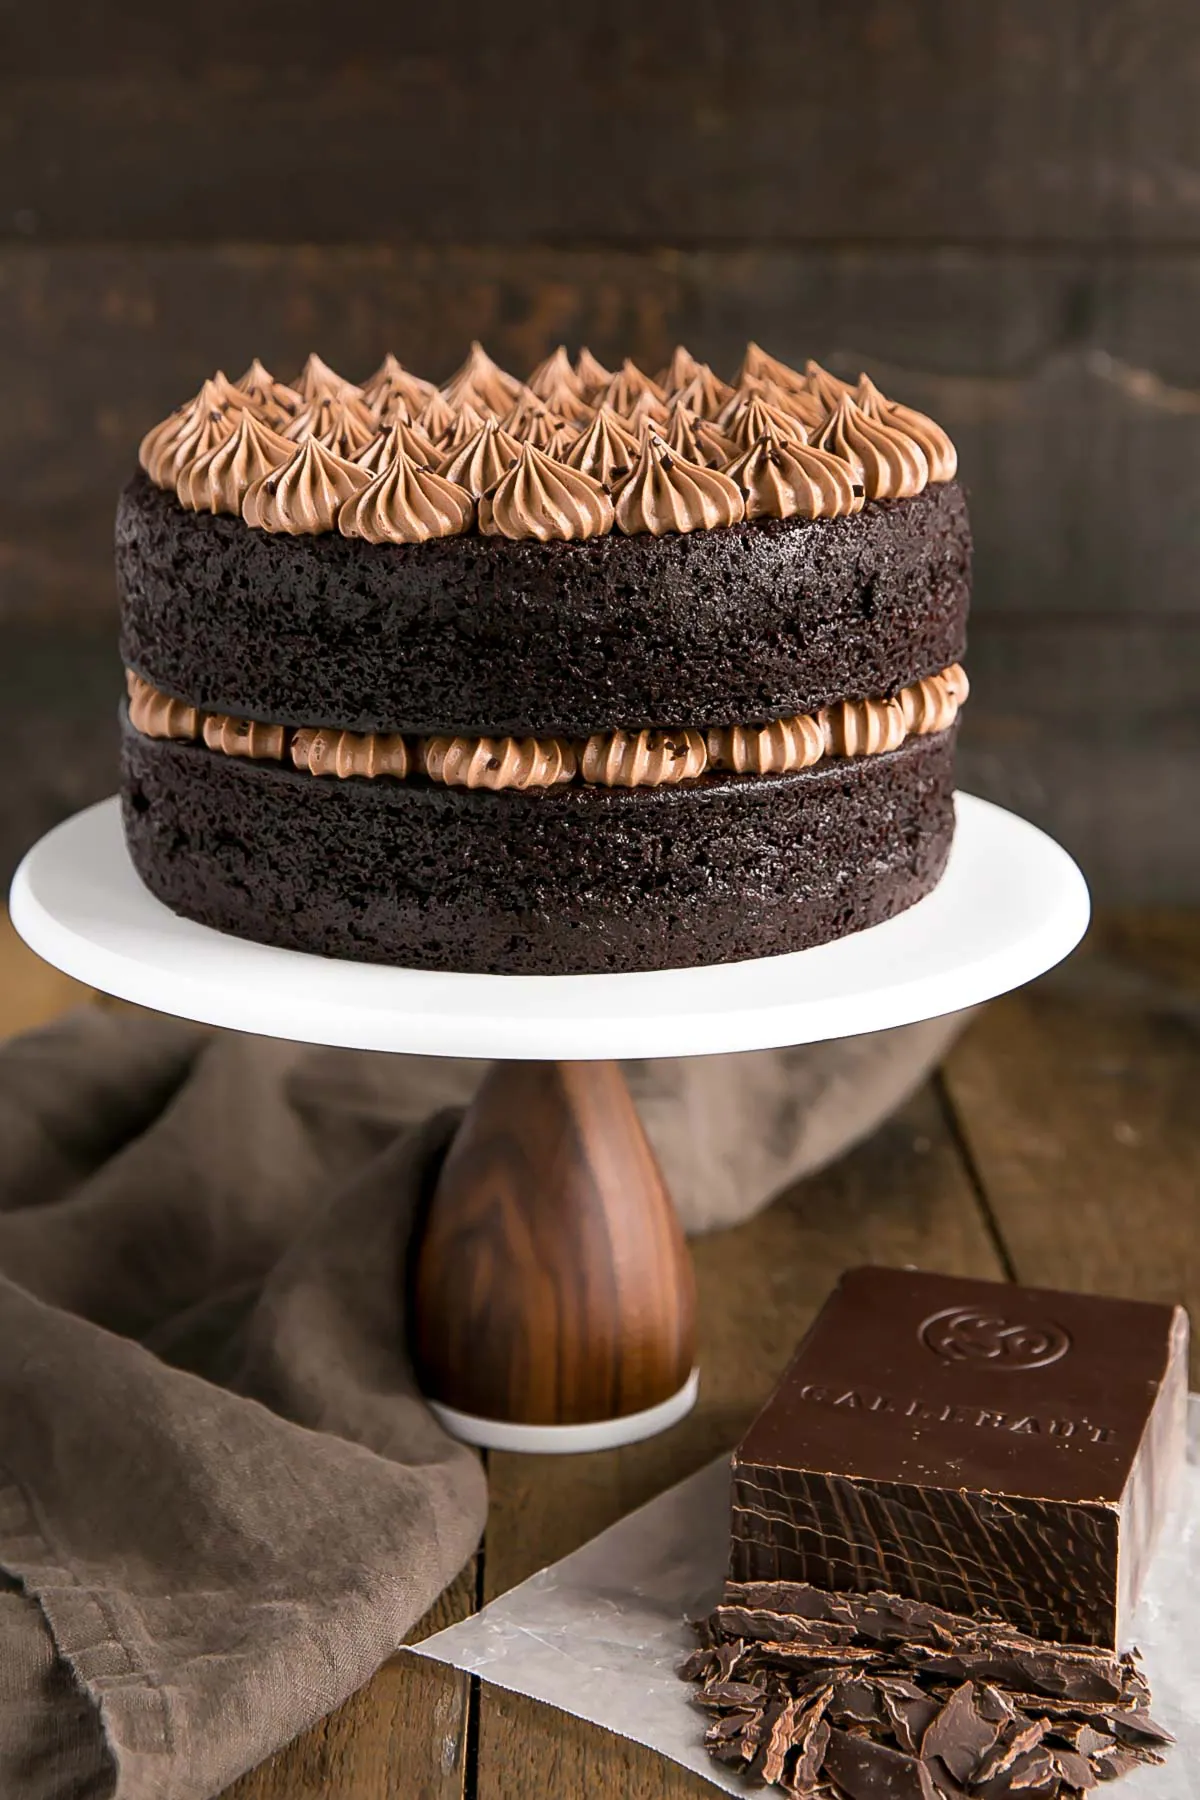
410 1059 699 1450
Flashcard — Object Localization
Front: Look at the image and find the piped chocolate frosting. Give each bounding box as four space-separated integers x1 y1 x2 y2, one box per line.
136 341 959 544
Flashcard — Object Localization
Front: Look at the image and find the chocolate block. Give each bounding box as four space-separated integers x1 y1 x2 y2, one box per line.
731 1267 1188 1647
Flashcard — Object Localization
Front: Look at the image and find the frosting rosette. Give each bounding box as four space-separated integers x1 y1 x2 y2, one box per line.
242 436 369 534
338 445 473 544
815 394 928 501
439 418 523 497
565 406 641 489
478 441 614 542
178 410 296 515
726 431 861 521
291 353 363 403
613 432 744 536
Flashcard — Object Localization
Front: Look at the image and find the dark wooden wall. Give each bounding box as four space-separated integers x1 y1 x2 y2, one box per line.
3 1 1199 895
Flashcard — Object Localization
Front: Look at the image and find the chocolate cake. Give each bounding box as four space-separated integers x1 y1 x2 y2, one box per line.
117 343 971 974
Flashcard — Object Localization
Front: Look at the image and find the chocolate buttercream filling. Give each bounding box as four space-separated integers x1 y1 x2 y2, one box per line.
126 665 968 792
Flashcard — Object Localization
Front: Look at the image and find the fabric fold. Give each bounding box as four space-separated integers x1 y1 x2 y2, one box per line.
0 1002 966 1798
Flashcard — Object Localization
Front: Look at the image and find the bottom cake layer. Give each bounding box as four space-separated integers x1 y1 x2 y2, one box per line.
120 718 958 975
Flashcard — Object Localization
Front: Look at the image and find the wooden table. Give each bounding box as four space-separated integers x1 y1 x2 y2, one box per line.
4 908 1198 1799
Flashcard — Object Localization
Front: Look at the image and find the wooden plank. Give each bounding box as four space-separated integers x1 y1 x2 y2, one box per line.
5 616 1198 904
5 2 1200 244
6 243 1200 626
0 625 119 884
956 620 1200 904
0 911 91 1036
942 913 1200 1373
476 1081 1004 1796
219 1562 476 1800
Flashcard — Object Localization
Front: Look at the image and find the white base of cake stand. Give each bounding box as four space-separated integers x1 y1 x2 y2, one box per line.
9 792 1089 1452
11 793 1088 1060
428 1368 702 1455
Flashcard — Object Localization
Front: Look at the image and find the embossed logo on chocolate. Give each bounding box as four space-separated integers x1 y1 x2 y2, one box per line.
919 1305 1072 1370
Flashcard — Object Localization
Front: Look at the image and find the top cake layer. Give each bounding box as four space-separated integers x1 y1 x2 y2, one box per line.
118 342 970 737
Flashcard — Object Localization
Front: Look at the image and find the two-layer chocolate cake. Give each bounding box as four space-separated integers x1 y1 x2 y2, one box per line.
118 342 971 974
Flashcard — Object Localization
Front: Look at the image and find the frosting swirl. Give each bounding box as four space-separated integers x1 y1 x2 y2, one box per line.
354 427 400 477
355 420 441 475
423 735 576 790
900 663 969 735
417 390 458 443
804 359 855 409
478 441 614 542
613 432 744 536
361 354 437 418
655 346 701 391
564 406 641 488
671 363 736 420
942 662 970 706
291 353 363 403
127 673 200 741
662 402 706 467
580 729 707 788
291 727 409 779
439 417 523 496
821 695 907 757
717 387 807 450
623 389 671 434
139 377 238 487
596 360 668 421
574 347 613 399
526 346 592 421
283 394 378 459
202 714 286 760
503 389 572 450
442 401 490 451
178 409 296 514
707 713 825 775
814 394 928 500
234 359 301 427
337 445 473 543
661 401 739 470
737 342 809 395
242 436 369 533
725 431 862 520
856 374 958 483
442 341 523 413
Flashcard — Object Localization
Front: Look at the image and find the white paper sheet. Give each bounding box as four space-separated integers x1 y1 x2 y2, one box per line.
414 1399 1200 1795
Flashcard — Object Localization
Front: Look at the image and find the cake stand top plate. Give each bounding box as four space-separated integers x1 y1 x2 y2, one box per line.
9 793 1089 1061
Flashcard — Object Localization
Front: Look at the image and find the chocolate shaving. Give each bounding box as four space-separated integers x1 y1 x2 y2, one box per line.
714 1605 859 1647
882 1686 939 1755
824 1727 938 1798
831 1677 890 1727
1105 1708 1174 1746
695 1678 765 1709
683 1581 1170 1797
920 1681 1004 1780
1047 1746 1096 1789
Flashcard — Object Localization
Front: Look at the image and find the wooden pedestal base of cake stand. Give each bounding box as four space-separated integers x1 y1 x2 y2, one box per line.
411 1059 698 1451
10 794 1090 1453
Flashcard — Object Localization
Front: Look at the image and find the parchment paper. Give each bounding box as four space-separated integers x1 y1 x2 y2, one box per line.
413 1400 1200 1796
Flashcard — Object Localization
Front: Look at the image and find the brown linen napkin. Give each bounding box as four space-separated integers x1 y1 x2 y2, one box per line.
0 1002 966 1800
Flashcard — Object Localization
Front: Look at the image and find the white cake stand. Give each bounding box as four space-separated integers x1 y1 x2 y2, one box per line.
10 792 1089 1452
